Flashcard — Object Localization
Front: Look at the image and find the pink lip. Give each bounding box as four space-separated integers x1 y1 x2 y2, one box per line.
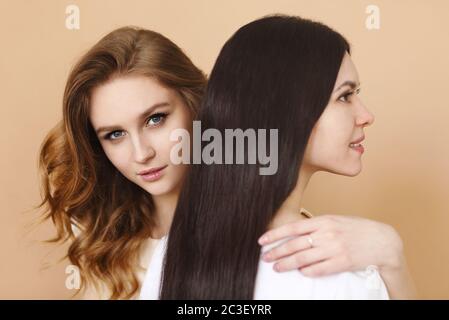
350 145 365 154
138 165 167 182
349 135 365 154
350 135 365 144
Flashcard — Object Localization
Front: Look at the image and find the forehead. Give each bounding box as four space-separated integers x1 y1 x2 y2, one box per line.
333 52 360 89
89 75 177 122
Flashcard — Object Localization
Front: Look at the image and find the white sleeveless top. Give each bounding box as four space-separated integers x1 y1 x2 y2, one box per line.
139 236 390 300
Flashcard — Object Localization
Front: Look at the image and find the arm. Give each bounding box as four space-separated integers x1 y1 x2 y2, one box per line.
258 214 418 299
377 253 417 299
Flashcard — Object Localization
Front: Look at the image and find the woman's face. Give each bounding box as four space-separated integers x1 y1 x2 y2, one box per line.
303 52 375 176
89 75 192 197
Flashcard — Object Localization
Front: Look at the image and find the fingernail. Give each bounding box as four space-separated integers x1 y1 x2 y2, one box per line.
262 252 271 261
258 235 268 245
274 264 281 272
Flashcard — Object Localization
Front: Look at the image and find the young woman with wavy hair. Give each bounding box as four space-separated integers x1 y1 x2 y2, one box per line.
38 26 206 299
38 25 415 299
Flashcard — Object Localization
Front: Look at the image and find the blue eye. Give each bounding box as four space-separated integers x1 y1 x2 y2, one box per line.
146 112 168 126
106 130 125 140
102 112 168 141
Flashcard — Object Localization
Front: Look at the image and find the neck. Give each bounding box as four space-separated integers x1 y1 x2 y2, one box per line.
151 188 180 239
268 164 315 230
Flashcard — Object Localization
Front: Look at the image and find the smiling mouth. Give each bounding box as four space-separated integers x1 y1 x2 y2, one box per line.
349 143 362 148
349 143 364 154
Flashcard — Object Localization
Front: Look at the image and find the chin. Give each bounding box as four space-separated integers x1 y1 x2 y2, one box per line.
323 164 362 177
143 183 175 196
341 165 362 177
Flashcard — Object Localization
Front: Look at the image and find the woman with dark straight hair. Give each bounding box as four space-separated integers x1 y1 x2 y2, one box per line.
144 15 391 299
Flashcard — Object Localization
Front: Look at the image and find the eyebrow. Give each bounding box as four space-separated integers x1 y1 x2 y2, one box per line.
95 102 170 135
334 80 360 92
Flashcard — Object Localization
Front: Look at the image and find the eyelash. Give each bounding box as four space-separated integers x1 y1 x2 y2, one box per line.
338 88 361 103
103 112 169 141
146 112 168 127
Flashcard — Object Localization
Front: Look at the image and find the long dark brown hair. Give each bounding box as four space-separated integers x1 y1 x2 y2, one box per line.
38 26 206 299
160 15 350 299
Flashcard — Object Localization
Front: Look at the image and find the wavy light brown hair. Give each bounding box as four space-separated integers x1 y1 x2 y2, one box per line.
38 26 206 299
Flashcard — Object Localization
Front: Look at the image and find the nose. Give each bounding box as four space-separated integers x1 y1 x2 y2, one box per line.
131 134 155 163
355 98 375 127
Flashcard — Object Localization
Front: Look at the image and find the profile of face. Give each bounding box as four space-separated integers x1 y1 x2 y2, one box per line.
303 52 375 177
89 75 193 197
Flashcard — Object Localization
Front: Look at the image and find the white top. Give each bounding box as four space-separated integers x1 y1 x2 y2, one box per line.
139 236 390 300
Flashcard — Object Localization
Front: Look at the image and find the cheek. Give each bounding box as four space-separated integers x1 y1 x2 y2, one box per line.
304 133 338 168
160 109 193 161
100 143 132 175
303 109 353 167
148 125 180 163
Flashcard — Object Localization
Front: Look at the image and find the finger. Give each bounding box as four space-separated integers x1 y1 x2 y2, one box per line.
273 247 332 272
300 257 350 277
262 234 318 262
259 218 322 245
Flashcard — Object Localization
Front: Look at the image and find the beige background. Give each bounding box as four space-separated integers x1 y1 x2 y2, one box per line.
1 0 448 299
